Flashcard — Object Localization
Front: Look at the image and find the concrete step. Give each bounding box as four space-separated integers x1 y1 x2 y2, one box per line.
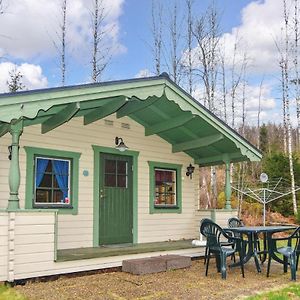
122 254 191 275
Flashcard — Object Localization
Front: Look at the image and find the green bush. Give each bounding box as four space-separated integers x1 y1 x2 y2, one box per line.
217 192 238 209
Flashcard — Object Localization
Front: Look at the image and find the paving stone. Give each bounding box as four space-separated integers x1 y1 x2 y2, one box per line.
122 257 166 275
162 254 192 270
122 255 192 275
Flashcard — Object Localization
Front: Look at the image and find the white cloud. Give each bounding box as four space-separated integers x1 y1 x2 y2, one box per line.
221 0 286 74
135 69 154 78
0 62 48 93
0 0 125 60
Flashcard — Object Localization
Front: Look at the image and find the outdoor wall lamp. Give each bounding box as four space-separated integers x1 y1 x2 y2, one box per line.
8 145 12 160
186 163 195 179
115 137 128 152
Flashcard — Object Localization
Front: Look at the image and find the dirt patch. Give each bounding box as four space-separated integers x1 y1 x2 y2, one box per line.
13 259 293 300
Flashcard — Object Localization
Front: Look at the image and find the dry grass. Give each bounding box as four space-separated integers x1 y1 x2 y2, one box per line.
14 259 293 300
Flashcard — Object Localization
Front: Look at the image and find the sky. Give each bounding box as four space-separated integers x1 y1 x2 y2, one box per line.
0 0 293 125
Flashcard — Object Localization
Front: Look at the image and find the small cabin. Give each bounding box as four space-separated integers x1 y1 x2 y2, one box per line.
0 74 261 281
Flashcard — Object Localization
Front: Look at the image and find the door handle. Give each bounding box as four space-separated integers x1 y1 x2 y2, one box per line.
100 189 105 199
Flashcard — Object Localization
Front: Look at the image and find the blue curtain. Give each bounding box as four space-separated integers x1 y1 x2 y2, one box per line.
52 160 69 199
35 158 49 187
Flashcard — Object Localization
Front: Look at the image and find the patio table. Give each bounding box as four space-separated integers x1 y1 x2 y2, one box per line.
226 225 296 273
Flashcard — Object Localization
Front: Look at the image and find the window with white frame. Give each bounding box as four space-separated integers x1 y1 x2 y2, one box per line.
154 168 177 207
148 161 182 213
34 156 72 207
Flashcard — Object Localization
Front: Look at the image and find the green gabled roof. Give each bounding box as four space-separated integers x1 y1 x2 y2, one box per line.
0 74 262 166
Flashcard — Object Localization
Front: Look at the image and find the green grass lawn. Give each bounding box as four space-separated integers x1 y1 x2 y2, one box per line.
0 285 26 300
246 284 300 300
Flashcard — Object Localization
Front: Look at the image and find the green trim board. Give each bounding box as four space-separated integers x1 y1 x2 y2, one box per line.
148 161 182 214
0 75 262 167
92 145 139 247
24 146 81 215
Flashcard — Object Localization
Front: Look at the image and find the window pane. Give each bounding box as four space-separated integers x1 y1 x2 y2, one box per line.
36 189 52 203
53 175 69 189
117 161 127 174
105 160 116 174
53 190 64 203
117 175 127 188
105 174 116 187
39 174 52 188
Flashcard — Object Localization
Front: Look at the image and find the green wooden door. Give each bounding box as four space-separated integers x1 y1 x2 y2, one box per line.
99 153 133 245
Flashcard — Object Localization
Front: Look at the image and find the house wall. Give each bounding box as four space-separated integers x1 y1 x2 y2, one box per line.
0 114 200 250
0 211 204 281
0 212 8 281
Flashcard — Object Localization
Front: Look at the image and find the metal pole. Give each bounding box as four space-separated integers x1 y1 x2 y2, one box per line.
263 188 266 226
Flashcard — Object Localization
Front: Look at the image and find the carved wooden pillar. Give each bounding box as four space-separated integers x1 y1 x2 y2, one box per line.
7 121 23 211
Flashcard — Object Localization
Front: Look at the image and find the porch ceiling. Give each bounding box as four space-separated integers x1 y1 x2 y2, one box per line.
0 74 262 166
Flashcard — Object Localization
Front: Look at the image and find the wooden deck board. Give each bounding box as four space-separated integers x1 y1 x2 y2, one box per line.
57 240 197 262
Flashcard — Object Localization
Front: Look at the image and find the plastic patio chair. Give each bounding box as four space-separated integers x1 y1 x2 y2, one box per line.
228 217 245 228
200 218 214 265
200 218 236 265
200 219 245 279
267 226 300 281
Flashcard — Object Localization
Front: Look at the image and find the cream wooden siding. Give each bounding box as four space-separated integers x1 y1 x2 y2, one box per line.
14 212 56 279
0 212 8 281
0 211 204 281
0 114 200 249
214 210 237 228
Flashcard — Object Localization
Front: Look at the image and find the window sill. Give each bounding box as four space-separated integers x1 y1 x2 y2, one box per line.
30 205 77 215
150 206 182 214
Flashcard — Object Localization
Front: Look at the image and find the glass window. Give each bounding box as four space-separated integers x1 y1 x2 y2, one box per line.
154 168 177 207
104 159 128 188
148 161 182 214
34 156 71 207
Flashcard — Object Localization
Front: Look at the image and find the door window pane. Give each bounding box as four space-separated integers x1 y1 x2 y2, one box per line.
117 161 127 174
117 175 127 188
105 174 116 187
105 160 116 173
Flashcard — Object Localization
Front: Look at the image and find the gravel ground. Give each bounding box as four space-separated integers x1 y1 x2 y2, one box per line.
15 259 292 300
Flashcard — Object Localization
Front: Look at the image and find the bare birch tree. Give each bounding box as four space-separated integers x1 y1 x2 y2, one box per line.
229 34 244 129
166 1 184 84
60 0 67 86
220 52 228 123
193 3 221 207
53 0 67 86
150 0 163 75
193 3 220 111
91 0 110 82
293 0 300 149
257 77 264 148
282 0 297 214
185 0 194 94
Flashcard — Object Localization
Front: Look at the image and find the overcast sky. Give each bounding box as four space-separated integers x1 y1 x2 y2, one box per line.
0 0 293 125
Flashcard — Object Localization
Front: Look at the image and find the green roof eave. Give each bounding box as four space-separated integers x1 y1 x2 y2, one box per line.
0 74 262 165
0 77 167 123
162 81 262 163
